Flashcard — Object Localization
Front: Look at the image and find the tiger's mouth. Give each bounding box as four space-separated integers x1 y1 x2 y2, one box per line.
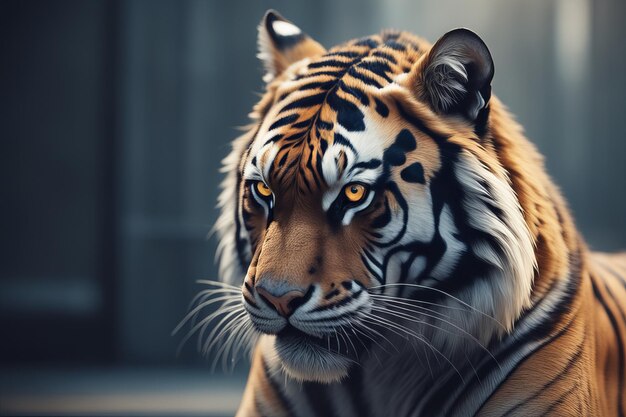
273 325 357 383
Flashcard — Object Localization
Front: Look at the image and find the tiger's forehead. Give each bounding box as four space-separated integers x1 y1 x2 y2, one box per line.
244 31 430 194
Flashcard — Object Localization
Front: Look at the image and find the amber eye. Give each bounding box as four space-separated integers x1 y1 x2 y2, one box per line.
255 181 273 198
344 183 367 203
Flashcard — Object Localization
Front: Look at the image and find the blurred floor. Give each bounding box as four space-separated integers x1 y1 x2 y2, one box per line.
0 367 245 416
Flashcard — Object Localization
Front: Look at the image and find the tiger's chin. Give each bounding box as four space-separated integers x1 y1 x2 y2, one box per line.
271 329 353 383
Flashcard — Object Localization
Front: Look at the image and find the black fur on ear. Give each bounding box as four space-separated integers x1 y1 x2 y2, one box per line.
263 11 305 50
257 10 326 83
419 28 494 122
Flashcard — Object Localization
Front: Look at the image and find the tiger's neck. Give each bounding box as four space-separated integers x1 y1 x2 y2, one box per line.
486 97 586 301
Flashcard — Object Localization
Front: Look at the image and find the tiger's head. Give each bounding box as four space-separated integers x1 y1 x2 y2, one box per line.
215 11 536 383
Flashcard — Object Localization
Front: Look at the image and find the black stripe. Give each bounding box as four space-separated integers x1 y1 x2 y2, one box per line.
384 40 406 51
298 70 343 79
347 67 383 88
593 275 626 417
594 256 626 291
317 120 333 130
324 289 340 300
363 248 383 269
539 381 580 417
298 167 313 193
350 158 382 172
233 129 260 271
296 80 337 92
356 61 393 83
262 357 297 417
327 92 365 132
268 114 299 131
370 197 392 229
501 338 584 416
361 254 382 282
382 32 400 41
333 132 357 155
374 97 389 117
282 131 306 142
395 101 448 143
371 50 397 64
276 159 299 185
276 151 289 168
308 59 357 69
339 80 369 106
307 292 362 314
354 38 379 48
234 172 248 271
305 148 323 190
372 181 408 248
323 51 364 59
263 134 283 145
280 92 327 112
292 119 313 129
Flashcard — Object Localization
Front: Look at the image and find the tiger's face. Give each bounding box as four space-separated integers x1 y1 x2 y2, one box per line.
216 11 536 383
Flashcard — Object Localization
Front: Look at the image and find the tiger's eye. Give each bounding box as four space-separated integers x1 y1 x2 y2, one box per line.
344 183 367 203
256 181 273 197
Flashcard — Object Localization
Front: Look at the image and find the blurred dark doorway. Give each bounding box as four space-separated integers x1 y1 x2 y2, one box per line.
0 0 120 364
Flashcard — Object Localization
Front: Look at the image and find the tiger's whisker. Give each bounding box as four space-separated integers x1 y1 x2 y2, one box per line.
195 279 241 290
361 313 465 383
175 300 242 356
192 302 242 352
212 312 250 372
201 307 246 354
187 288 241 311
369 293 477 316
206 311 248 364
371 304 499 367
369 283 506 330
173 294 241 336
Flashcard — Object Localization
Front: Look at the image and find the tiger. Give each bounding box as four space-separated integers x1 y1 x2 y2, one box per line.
211 9 626 417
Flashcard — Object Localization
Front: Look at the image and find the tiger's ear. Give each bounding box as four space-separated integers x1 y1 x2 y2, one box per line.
257 10 326 83
414 28 494 122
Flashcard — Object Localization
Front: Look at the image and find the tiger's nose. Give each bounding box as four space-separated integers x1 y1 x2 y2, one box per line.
256 281 309 317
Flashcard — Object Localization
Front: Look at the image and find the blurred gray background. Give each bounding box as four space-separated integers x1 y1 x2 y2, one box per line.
1 0 625 415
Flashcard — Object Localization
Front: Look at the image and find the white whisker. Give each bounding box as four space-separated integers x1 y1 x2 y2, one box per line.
362 312 465 383
370 283 506 330
195 279 241 290
172 294 241 336
200 307 246 353
371 304 499 367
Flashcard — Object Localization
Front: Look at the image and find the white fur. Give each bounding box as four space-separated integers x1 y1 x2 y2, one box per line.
214 133 252 285
424 45 469 112
272 20 301 37
256 20 277 83
454 151 536 333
